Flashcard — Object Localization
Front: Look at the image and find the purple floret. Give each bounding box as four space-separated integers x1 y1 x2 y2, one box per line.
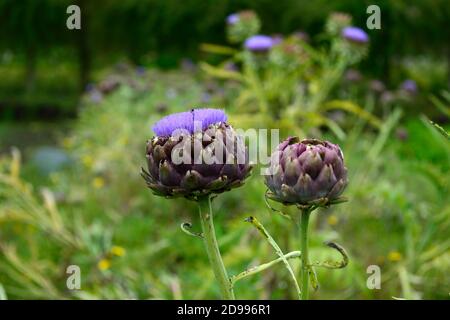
401 79 417 93
341 26 369 43
244 35 274 52
226 13 239 25
152 108 228 136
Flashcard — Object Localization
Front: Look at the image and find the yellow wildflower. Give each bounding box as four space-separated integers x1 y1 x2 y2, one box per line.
118 136 129 146
92 177 105 189
111 246 126 257
82 155 94 168
62 137 74 149
98 259 111 271
327 215 339 226
388 251 402 262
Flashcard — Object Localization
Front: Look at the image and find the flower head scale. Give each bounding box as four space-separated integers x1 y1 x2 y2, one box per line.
152 108 227 137
341 26 369 44
144 108 252 200
265 137 347 207
244 35 274 52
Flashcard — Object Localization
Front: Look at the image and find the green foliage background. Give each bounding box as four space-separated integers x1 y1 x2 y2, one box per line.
0 1 449 300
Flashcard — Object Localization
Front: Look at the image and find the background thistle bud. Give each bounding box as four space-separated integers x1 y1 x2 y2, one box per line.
226 10 261 44
142 108 252 200
265 137 347 206
325 12 352 36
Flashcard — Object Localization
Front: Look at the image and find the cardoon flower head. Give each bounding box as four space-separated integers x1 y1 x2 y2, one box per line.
224 62 238 72
400 79 417 94
342 26 369 44
292 31 310 42
226 10 261 44
326 12 352 35
143 108 252 200
269 37 307 70
151 108 227 136
226 13 239 25
265 137 347 206
381 91 395 105
136 66 146 76
344 69 362 82
244 35 274 52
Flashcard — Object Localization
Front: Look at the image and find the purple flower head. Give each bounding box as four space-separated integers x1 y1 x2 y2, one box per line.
85 83 96 92
152 108 228 136
344 69 362 82
89 90 103 104
226 13 239 25
265 137 347 205
181 58 196 72
136 66 146 76
244 35 274 52
381 91 395 105
342 26 369 43
401 79 417 94
369 80 386 93
293 31 310 42
224 62 238 72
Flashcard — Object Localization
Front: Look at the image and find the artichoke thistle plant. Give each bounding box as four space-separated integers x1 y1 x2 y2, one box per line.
200 11 376 137
265 137 349 300
143 109 350 300
142 108 252 299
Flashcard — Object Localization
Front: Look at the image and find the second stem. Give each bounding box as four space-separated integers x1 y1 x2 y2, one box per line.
300 208 311 300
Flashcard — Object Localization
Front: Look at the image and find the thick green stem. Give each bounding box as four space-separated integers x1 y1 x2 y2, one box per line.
300 209 311 300
198 196 235 300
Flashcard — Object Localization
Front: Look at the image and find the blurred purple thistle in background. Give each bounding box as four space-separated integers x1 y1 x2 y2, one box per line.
344 69 362 82
244 35 274 52
400 79 418 94
224 62 238 72
226 13 239 25
369 80 386 93
293 31 310 42
342 26 369 44
136 66 146 77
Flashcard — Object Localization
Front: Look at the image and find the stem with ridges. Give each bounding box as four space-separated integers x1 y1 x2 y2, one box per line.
300 208 311 300
198 195 235 300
